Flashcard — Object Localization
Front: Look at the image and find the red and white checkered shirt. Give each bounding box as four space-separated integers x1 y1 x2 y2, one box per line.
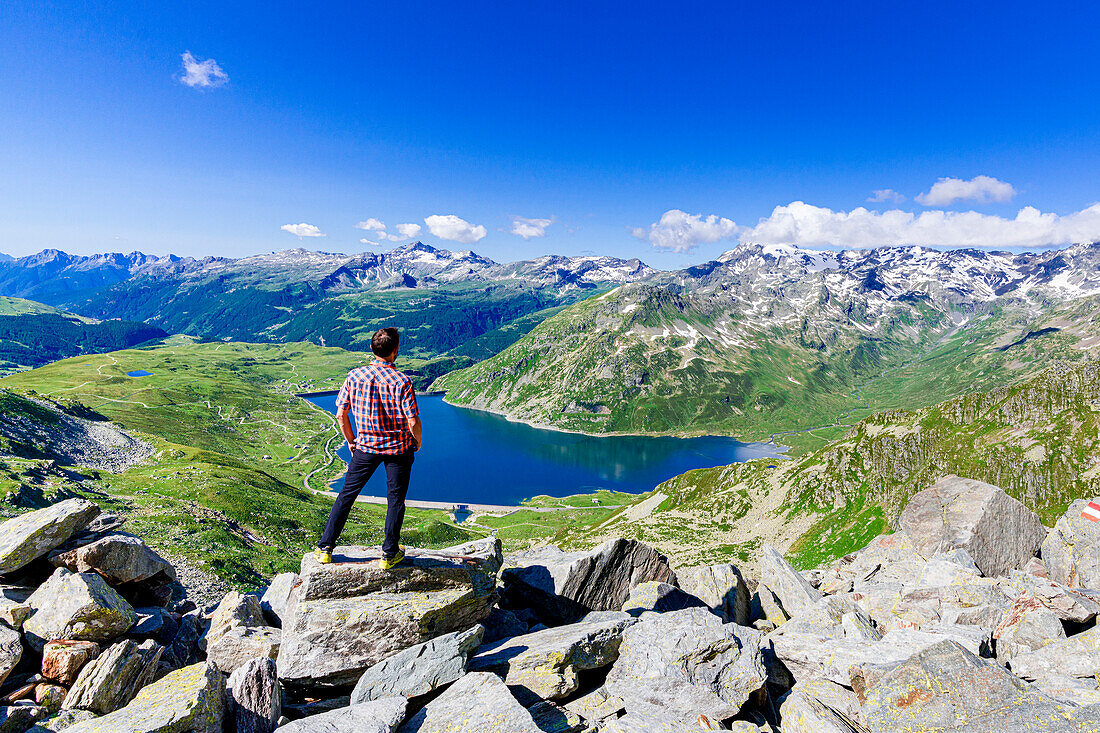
336 360 419 454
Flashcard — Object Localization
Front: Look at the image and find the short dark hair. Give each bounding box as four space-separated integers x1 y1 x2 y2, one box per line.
371 327 400 358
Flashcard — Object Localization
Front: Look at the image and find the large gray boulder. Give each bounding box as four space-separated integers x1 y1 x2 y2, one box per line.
260 573 297 627
675 563 750 625
399 672 540 732
604 607 765 725
351 625 483 704
501 538 675 625
760 544 822 618
620 582 705 616
23 568 136 649
278 538 502 689
62 639 162 714
992 592 1066 664
226 657 281 733
63 662 224 733
469 614 634 704
275 698 405 733
1042 497 1100 590
0 625 21 689
778 678 866 733
1009 624 1100 681
1004 570 1100 623
200 592 264 652
50 534 176 586
0 498 100 575
206 626 280 674
862 640 1098 732
899 475 1046 577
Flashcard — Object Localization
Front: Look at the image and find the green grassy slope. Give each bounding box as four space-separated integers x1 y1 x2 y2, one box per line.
559 359 1100 570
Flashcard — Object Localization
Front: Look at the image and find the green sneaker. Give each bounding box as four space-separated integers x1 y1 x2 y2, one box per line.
380 546 405 570
314 548 333 564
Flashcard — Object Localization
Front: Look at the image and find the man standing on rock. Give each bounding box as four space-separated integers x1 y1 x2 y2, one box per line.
316 327 422 569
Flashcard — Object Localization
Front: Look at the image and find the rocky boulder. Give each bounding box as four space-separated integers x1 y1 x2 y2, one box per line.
620 581 705 616
351 625 483 704
399 672 540 733
63 662 224 733
226 657 280 733
760 543 822 618
778 678 865 733
260 573 297 627
0 624 21 690
200 591 264 652
62 639 162 714
206 626 280 675
469 614 634 704
604 607 765 725
1041 497 1100 590
992 592 1067 663
898 475 1046 577
23 568 136 649
50 534 176 586
675 563 750 625
0 499 100 575
862 640 1099 732
1009 624 1100 682
42 640 99 686
278 538 502 689
501 538 675 625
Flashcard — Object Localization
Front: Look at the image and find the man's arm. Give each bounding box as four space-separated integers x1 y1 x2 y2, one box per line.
336 403 356 449
408 415 422 451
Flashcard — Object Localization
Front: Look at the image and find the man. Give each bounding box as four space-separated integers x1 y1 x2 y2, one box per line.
315 327 422 569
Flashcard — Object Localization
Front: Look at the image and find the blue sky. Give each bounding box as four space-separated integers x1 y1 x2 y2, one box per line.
3 1 1100 268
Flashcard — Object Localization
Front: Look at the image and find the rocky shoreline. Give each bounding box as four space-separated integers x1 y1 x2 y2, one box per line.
0 475 1094 731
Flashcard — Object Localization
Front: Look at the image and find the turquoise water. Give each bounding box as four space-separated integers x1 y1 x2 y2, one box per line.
306 393 782 506
126 370 153 377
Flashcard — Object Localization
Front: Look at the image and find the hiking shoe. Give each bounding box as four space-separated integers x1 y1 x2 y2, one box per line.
380 546 406 570
314 548 333 564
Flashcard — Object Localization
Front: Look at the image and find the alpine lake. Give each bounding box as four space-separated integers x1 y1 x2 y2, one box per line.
306 393 783 507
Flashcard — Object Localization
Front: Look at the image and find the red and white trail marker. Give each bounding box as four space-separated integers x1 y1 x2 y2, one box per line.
1082 501 1100 523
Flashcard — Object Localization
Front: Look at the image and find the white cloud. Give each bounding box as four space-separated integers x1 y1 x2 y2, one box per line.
281 222 325 238
355 218 386 231
740 200 1100 249
396 223 422 239
631 209 742 253
511 217 553 239
359 238 381 246
868 189 905 204
425 214 487 244
179 51 229 88
916 175 1016 206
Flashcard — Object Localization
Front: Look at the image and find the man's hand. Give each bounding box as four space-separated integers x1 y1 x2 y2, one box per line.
409 416 423 452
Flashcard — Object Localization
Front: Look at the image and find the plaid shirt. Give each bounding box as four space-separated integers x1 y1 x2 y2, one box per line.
336 360 419 454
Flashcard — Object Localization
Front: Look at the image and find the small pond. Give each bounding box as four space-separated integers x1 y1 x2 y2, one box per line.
126 370 153 377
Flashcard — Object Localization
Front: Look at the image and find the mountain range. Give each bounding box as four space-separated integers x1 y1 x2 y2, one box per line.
0 244 654 361
436 241 1100 440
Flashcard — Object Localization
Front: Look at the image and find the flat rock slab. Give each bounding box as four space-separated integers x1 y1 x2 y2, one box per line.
605 607 765 725
50 534 176 585
24 568 136 649
899 475 1046 577
1042 497 1100 590
275 698 405 733
0 498 100 575
621 581 705 616
63 662 224 733
351 625 482 704
862 640 1098 732
0 624 21 690
260 573 297 627
200 592 264 652
278 538 502 689
42 640 100 686
469 614 634 703
501 538 675 625
398 672 540 733
779 678 865 733
760 543 822 618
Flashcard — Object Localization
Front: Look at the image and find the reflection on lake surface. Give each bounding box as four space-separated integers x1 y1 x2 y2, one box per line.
305 393 782 506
